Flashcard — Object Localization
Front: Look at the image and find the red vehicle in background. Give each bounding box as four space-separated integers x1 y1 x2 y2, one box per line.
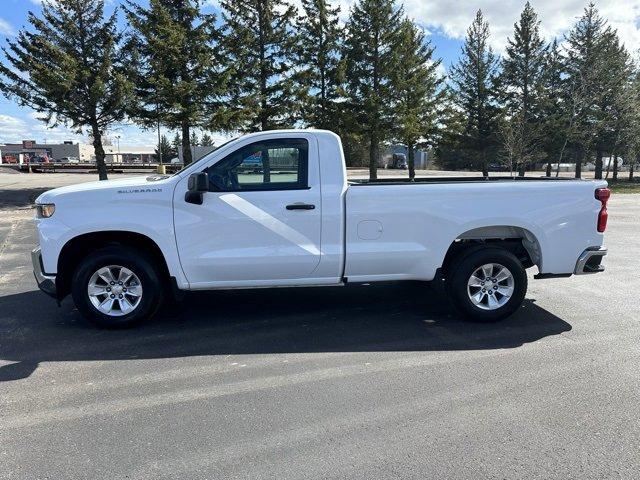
27 153 51 164
1 155 18 164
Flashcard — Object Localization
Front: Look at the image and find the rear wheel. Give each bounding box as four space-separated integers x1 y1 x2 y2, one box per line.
446 247 527 322
71 247 163 328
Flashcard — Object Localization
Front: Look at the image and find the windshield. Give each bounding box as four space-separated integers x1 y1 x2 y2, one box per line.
172 135 239 176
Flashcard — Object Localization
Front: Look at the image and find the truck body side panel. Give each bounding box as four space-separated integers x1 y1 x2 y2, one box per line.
35 176 188 288
344 179 606 281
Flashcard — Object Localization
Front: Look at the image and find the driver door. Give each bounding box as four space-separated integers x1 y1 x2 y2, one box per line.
173 135 322 287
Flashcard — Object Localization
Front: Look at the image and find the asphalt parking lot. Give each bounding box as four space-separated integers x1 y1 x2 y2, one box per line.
1 172 639 479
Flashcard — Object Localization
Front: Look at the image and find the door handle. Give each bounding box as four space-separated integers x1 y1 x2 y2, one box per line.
286 203 315 210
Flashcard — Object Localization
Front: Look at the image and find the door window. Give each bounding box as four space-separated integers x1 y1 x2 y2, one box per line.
206 138 309 191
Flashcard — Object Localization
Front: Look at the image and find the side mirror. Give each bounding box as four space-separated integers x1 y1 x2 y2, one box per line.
188 172 209 192
185 172 208 205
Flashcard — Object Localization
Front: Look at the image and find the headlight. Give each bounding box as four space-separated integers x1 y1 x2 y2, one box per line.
36 204 55 218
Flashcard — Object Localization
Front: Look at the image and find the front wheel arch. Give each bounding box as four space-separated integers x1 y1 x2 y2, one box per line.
56 231 171 301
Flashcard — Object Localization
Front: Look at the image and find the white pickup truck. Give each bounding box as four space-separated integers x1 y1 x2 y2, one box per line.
32 130 610 328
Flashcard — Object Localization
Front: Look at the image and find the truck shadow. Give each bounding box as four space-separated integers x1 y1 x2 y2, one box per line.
0 282 571 382
0 186 50 209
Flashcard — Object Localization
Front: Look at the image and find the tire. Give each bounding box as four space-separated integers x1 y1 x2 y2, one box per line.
71 246 163 328
446 246 527 322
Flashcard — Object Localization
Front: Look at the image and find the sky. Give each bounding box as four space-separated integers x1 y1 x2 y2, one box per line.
1 0 639 149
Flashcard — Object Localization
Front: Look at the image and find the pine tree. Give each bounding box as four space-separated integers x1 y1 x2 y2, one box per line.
200 133 215 146
434 88 467 170
449 10 500 176
125 0 225 166
294 0 343 129
500 2 546 176
392 19 443 180
0 0 132 180
344 0 403 180
190 131 200 147
625 69 640 181
221 0 297 131
539 40 566 176
592 30 632 179
155 134 175 162
171 131 182 153
562 3 612 178
608 63 639 181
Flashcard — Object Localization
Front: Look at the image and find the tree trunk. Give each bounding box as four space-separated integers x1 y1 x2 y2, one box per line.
258 2 268 131
408 143 415 181
518 160 525 177
629 161 635 181
575 146 583 179
607 147 617 181
369 132 378 181
262 147 271 183
555 137 569 177
545 161 552 177
181 121 192 166
594 147 603 179
481 149 488 177
91 122 108 181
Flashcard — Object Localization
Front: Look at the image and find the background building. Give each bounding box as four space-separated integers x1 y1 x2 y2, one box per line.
0 140 156 164
105 148 155 164
0 140 95 164
175 145 217 163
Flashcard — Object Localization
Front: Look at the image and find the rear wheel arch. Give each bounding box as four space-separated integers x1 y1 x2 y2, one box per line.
439 225 542 277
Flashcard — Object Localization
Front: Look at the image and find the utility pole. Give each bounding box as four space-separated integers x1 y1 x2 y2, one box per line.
156 102 165 174
157 121 162 165
114 134 121 163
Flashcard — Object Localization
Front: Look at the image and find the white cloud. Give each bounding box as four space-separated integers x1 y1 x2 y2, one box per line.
30 122 84 143
0 17 14 36
0 115 28 140
107 127 163 149
0 111 231 149
27 111 47 121
0 113 85 144
105 125 232 149
403 0 640 54
322 0 640 54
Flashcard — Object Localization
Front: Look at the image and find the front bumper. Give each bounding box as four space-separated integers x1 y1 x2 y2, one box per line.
574 246 607 274
31 247 57 298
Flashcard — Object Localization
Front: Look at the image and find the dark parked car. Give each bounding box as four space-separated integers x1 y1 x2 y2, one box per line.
29 156 50 164
387 153 408 169
488 163 508 172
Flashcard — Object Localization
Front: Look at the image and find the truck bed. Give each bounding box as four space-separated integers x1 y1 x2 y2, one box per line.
344 175 605 282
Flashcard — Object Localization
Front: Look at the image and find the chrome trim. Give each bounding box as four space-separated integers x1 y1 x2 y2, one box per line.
31 247 57 297
574 246 607 275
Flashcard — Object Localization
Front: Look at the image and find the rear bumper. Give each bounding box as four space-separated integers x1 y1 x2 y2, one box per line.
574 246 607 275
31 247 57 298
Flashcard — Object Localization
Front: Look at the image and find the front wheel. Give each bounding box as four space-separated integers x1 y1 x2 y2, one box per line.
446 247 527 322
71 247 163 328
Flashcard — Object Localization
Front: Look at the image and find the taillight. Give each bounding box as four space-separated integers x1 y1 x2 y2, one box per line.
595 188 610 232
